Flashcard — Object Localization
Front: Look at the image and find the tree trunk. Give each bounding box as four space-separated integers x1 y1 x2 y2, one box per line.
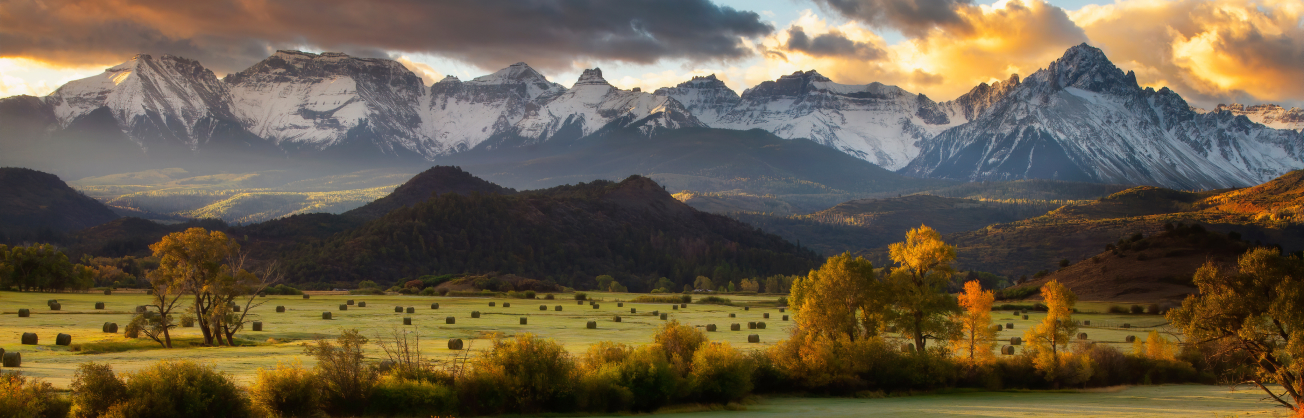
913 309 926 351
195 294 215 345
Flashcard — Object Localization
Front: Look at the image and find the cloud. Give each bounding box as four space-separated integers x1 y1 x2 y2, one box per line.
783 26 886 60
810 0 977 37
0 0 774 74
394 56 444 86
1072 0 1304 107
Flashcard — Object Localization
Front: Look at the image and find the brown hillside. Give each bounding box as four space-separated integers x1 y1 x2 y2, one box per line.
1010 224 1249 303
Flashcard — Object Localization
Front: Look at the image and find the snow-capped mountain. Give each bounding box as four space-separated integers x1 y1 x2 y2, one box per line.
901 44 1304 189
225 50 433 157
420 62 565 151
1199 104 1304 132
509 68 703 145
42 54 242 151
657 71 970 170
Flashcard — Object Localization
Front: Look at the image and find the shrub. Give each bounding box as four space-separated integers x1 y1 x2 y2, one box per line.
696 296 732 305
995 287 1038 301
596 345 679 412
0 371 71 418
652 320 707 374
689 341 754 403
70 363 126 418
632 295 691 304
264 284 302 296
248 361 322 418
1146 304 1163 315
524 290 536 299
1129 305 1145 314
419 287 438 296
580 342 634 372
349 288 385 295
303 330 376 415
366 375 457 416
471 333 578 413
574 292 587 301
103 360 250 418
1108 305 1128 314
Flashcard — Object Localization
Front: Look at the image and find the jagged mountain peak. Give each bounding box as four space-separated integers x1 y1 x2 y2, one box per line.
469 62 557 86
574 68 612 87
437 75 461 83
224 50 418 85
1027 43 1138 95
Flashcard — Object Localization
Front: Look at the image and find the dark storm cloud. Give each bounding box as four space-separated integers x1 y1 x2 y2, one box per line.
0 0 774 73
783 26 885 60
811 0 976 37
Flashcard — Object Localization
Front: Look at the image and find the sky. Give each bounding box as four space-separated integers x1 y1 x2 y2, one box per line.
2 0 1303 109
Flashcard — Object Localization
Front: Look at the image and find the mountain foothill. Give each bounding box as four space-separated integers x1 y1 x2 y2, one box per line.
2 43 1304 302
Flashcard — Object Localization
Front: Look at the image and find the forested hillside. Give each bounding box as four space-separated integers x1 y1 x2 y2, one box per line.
0 167 119 243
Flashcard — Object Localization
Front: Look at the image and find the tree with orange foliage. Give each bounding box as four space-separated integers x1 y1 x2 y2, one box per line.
885 225 959 351
1132 330 1176 361
1025 279 1090 384
950 280 996 367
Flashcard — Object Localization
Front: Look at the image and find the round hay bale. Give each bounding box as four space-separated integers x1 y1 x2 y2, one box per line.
102 322 117 333
95 302 105 310
555 306 562 311
489 302 496 307
540 305 547 311
1010 337 1022 345
3 352 20 367
303 294 310 299
782 315 789 321
104 289 112 295
592 304 600 309
672 305 679 310
757 322 767 329
680 303 687 308
659 313 668 320
763 313 770 319
1122 323 1132 328
395 306 403 313
347 300 354 305
358 302 367 307
403 317 412 325
520 317 528 325
47 299 57 306
744 306 750 311
21 333 37 345
577 300 585 305
1078 333 1088 340
503 302 510 308
706 324 717 332
339 304 348 311
276 306 285 313
49 303 61 311
747 322 756 329
252 321 263 331
448 339 464 350
1001 345 1014 355
1083 320 1091 326
55 333 71 346
779 308 785 313
406 307 415 314
1006 323 1014 329
630 308 636 314
617 303 624 307
431 303 439 309
652 310 659 316
1022 315 1029 320
17 309 30 318
1125 335 1136 343
748 334 760 343
471 311 481 318
446 317 456 324
730 323 741 331
729 313 736 318
587 321 597 329
612 316 622 322
321 312 332 320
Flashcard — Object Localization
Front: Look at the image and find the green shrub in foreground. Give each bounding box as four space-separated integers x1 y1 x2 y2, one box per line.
690 341 754 403
248 361 322 418
366 375 457 416
89 360 250 418
70 363 126 418
0 371 70 418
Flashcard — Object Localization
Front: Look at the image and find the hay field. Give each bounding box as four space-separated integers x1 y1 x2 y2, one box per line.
2 291 1174 388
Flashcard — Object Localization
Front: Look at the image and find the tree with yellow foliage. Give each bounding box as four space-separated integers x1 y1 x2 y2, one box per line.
1025 279 1087 383
1170 248 1304 411
790 252 883 340
885 225 958 351
950 280 996 367
1133 330 1176 361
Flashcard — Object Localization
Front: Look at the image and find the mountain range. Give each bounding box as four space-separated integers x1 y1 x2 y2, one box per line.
2 44 1302 190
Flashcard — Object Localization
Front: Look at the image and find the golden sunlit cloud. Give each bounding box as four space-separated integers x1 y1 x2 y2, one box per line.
0 57 108 97
394 56 444 86
1072 0 1304 106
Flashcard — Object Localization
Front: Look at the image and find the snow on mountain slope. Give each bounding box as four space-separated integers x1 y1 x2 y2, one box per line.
420 63 565 151
1198 104 1304 132
225 51 432 156
903 44 1304 189
42 54 238 149
511 68 703 143
658 70 969 170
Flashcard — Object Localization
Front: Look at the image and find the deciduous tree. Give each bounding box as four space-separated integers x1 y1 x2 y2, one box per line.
149 228 237 346
885 225 959 351
790 253 883 340
951 280 996 367
1025 279 1083 383
1170 248 1304 411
